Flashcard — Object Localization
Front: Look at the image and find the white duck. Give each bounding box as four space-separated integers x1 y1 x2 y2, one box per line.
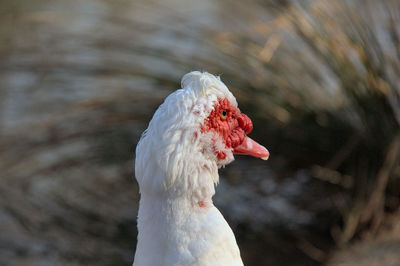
133 71 269 266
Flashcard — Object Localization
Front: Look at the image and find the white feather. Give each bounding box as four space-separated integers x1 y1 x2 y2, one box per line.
133 71 243 266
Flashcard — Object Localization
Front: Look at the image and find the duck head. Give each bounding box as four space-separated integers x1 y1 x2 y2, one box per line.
135 71 269 197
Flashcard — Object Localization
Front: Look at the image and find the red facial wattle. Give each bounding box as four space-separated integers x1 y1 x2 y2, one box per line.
202 98 269 160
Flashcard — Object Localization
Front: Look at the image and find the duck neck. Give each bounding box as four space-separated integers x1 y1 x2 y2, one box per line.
134 170 216 265
138 167 217 218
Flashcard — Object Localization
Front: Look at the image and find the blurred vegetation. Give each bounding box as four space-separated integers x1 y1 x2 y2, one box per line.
208 0 400 246
0 0 399 265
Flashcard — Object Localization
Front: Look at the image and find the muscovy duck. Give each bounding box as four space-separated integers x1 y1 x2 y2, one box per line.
133 71 269 266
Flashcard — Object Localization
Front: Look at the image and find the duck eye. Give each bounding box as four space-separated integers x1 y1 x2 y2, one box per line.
220 110 228 120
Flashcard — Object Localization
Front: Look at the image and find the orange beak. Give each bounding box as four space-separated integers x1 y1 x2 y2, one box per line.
233 136 269 160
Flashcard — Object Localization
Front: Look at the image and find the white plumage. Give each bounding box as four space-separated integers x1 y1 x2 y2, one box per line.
133 71 269 266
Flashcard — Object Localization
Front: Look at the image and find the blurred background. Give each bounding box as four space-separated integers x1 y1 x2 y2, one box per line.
1 0 399 265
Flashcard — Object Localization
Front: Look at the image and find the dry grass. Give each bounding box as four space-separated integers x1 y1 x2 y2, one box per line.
208 0 400 247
